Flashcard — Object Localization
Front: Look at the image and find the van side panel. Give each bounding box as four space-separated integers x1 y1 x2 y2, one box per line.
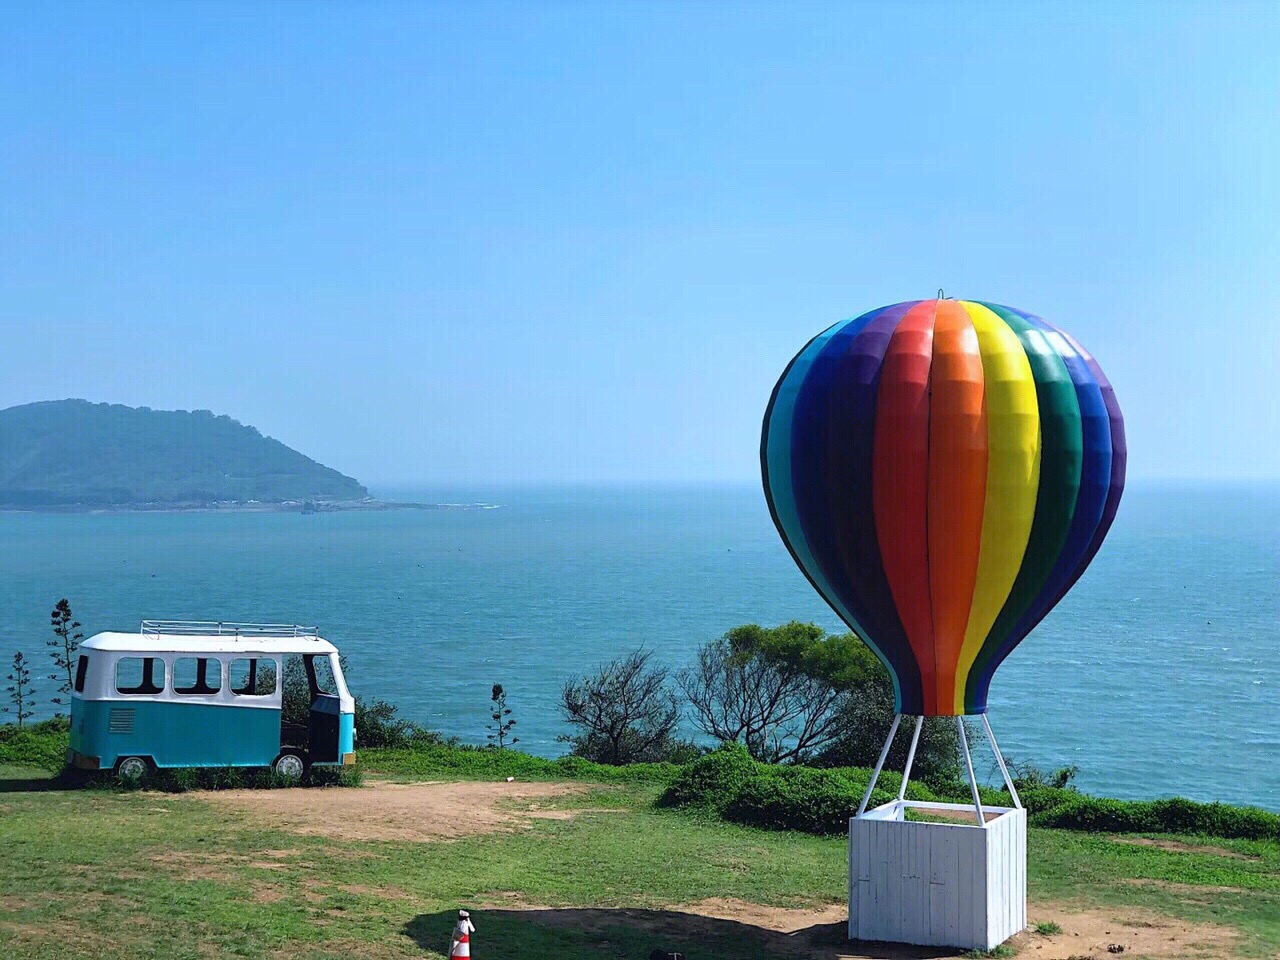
75 700 281 769
339 712 355 757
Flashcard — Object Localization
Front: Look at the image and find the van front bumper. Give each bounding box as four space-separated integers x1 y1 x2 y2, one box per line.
67 748 100 770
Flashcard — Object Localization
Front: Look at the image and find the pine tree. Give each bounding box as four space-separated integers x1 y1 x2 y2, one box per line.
49 598 84 705
487 683 518 749
4 652 36 729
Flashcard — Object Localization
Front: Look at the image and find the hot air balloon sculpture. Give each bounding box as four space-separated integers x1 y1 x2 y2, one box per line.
762 298 1125 949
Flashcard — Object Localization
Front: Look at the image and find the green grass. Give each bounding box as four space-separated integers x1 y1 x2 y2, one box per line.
1033 920 1062 935
2 768 1279 959
4 727 1280 957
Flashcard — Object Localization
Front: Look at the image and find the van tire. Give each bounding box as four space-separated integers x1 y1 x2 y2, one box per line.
272 751 306 782
116 756 150 783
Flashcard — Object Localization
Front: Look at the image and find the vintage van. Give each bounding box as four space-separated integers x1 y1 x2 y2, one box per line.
68 621 356 780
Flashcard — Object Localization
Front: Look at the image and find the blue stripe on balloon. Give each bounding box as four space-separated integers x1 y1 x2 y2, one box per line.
1038 320 1127 608
761 304 909 707
788 302 924 714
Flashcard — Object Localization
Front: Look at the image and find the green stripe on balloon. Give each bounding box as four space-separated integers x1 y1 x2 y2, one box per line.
964 303 1083 712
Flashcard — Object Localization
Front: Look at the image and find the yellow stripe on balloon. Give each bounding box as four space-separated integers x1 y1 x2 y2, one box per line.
951 302 1041 713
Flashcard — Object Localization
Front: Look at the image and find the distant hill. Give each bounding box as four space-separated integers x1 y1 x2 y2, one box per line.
0 400 369 507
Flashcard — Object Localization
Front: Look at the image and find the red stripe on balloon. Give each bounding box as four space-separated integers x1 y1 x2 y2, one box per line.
926 300 988 713
872 300 938 714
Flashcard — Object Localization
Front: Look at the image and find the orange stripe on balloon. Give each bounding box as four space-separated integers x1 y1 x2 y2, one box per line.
872 301 938 714
926 301 988 714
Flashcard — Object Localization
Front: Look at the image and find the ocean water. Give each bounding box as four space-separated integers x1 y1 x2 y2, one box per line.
0 482 1275 809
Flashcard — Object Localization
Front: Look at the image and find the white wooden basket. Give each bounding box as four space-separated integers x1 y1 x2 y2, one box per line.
846 714 1028 951
849 799 1026 950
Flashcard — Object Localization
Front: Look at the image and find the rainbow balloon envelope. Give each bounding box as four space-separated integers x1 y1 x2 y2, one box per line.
762 299 1126 716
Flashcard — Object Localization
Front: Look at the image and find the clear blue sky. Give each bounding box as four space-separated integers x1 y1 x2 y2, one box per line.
3 3 1278 485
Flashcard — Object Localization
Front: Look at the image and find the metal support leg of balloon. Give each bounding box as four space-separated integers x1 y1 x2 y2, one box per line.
856 713 901 817
897 715 924 802
957 716 985 826
981 713 1022 810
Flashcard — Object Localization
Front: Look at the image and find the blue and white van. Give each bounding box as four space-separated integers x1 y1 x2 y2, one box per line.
68 621 356 781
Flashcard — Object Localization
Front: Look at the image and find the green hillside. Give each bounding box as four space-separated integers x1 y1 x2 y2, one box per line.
0 400 368 507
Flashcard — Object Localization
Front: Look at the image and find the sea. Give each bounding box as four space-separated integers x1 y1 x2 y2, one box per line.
1 481 1276 809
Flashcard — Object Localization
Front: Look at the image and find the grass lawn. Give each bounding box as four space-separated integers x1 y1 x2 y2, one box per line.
1 757 1279 960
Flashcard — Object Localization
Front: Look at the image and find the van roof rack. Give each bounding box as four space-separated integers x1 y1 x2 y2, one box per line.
140 620 320 640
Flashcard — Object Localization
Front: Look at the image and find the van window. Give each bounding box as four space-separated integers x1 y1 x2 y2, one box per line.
230 658 275 696
174 657 222 695
74 655 89 693
309 655 337 695
116 657 164 695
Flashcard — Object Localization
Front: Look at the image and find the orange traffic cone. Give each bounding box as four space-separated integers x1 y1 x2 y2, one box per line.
449 909 475 958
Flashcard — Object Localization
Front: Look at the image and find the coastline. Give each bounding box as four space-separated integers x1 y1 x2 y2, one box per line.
0 499 503 515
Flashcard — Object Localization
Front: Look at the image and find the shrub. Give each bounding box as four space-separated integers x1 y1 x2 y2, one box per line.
1026 793 1280 841
658 743 760 811
0 717 70 772
1010 760 1079 791
659 742 938 833
361 739 681 785
104 763 362 793
724 767 866 834
354 695 448 749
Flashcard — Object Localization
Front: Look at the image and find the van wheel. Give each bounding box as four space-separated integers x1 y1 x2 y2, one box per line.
116 756 149 783
272 751 306 782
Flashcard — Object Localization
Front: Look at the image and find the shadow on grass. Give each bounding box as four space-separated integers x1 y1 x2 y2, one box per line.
0 769 76 793
404 908 961 960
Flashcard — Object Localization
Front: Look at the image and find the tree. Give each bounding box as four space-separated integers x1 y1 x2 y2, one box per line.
48 599 84 705
4 652 36 728
561 650 681 765
813 666 964 786
679 622 878 764
487 683 518 749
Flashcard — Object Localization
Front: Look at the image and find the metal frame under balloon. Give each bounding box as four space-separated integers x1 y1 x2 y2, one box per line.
855 714 1023 826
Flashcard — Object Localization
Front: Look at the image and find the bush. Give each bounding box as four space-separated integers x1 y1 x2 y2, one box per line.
1010 760 1079 791
361 740 682 785
660 743 939 834
725 767 870 834
106 763 363 793
0 717 70 772
354 695 450 749
657 742 760 811
1026 792 1280 841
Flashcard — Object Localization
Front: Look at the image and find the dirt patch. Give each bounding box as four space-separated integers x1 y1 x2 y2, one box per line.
472 897 1240 959
1114 837 1257 860
199 780 591 842
251 883 286 904
1010 902 1239 959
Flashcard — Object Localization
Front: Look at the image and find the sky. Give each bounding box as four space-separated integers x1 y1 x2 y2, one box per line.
2 2 1278 486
